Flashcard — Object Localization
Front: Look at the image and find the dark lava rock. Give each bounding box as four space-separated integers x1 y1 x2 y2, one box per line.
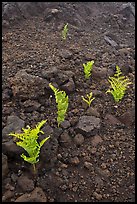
2 88 13 101
91 135 103 147
41 67 58 79
40 132 59 168
2 190 14 202
60 120 71 129
76 116 101 136
56 70 74 86
84 161 94 171
15 187 47 202
59 49 73 59
69 156 80 165
2 116 25 142
2 153 9 179
119 2 135 17
73 133 84 146
59 130 72 147
44 8 62 22
17 175 34 193
104 35 118 47
61 78 75 93
8 69 49 100
22 99 41 112
2 140 23 157
118 109 135 127
104 114 122 125
86 107 100 117
92 67 108 79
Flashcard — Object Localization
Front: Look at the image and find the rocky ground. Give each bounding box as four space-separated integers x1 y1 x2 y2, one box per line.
2 2 135 202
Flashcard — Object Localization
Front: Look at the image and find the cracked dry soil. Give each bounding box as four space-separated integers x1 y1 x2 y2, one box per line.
2 2 135 202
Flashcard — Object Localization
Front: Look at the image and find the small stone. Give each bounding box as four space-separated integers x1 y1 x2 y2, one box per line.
2 140 22 157
119 2 135 17
91 135 103 147
70 156 80 165
96 167 111 178
17 175 34 192
11 173 18 182
2 115 25 142
70 117 79 126
5 183 15 191
15 187 47 202
90 147 97 154
72 186 78 192
59 49 73 59
94 176 104 188
86 107 100 117
104 35 118 47
104 114 121 125
118 109 135 126
93 191 103 200
60 184 67 191
57 154 62 160
61 78 75 93
59 131 72 147
92 67 108 79
76 116 101 136
73 134 84 146
60 163 68 168
2 190 14 202
101 163 107 170
60 120 71 129
84 161 93 171
41 67 58 79
23 100 41 112
92 90 103 97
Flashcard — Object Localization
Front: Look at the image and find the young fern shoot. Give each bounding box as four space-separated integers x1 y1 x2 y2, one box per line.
83 60 94 79
62 23 68 40
49 83 69 127
81 92 95 107
106 65 132 102
9 120 50 173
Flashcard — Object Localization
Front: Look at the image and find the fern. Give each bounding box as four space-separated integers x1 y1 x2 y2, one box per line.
106 65 132 102
9 120 50 172
62 23 68 40
49 83 69 127
83 60 94 79
81 91 95 107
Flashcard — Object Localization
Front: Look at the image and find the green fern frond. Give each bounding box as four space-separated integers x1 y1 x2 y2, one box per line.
9 120 50 169
49 83 69 127
83 60 94 79
81 91 95 107
62 23 68 40
106 65 132 102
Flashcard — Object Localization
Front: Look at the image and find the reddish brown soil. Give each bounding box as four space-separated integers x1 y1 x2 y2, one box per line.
2 2 135 202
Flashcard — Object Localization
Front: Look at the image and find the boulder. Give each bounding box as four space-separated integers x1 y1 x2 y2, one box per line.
8 69 49 100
